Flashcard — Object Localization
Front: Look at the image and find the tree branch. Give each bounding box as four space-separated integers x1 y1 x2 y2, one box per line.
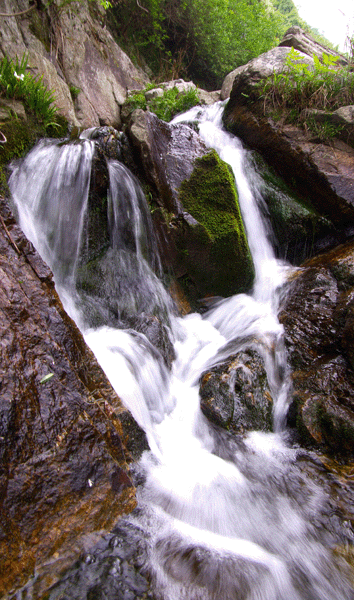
136 0 149 14
0 5 35 17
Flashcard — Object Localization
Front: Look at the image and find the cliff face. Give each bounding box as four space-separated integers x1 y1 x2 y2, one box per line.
0 0 149 128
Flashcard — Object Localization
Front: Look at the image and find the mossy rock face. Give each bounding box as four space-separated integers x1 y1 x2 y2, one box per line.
177 150 254 298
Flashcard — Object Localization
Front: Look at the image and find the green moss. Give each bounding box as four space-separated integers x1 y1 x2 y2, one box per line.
178 150 254 297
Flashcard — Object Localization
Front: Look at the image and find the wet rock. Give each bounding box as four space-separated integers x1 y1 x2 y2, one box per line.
20 517 156 600
130 314 176 369
200 349 273 434
249 151 335 264
175 150 255 298
0 195 138 597
279 240 354 458
126 111 254 300
223 103 354 232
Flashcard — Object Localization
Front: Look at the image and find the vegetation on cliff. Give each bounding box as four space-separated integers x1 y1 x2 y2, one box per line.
0 53 66 193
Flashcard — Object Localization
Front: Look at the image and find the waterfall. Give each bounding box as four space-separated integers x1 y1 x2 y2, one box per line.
8 110 353 600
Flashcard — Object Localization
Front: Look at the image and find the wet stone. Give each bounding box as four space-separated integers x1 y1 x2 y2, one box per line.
200 349 273 434
43 518 155 600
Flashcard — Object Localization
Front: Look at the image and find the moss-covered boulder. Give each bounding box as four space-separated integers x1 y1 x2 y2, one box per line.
176 150 254 298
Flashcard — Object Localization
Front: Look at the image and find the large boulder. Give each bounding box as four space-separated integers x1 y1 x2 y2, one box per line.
126 110 255 301
220 26 347 101
0 194 141 596
0 0 149 127
220 45 314 100
279 240 354 458
279 26 348 66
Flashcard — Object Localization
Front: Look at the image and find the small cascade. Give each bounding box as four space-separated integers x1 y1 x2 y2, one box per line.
9 138 95 285
8 117 354 600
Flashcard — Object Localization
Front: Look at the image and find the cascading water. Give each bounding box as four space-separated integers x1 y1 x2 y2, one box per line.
8 105 354 600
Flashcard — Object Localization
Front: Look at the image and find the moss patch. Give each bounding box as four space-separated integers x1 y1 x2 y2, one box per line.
178 150 254 297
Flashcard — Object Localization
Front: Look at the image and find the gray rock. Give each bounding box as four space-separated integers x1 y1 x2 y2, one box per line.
200 349 273 434
0 0 150 128
145 87 164 100
279 26 348 65
127 108 209 213
221 46 313 100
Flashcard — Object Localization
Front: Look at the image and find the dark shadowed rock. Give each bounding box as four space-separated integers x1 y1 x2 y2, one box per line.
248 151 335 265
222 38 354 237
0 195 141 597
279 240 354 458
223 103 354 233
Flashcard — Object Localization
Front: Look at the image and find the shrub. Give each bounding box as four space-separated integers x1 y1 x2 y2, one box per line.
126 85 200 122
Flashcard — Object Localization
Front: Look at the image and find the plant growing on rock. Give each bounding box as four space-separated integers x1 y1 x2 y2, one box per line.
126 85 200 122
257 47 354 137
0 53 60 130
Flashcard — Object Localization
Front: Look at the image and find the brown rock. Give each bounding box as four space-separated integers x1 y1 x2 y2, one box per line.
0 196 137 596
223 103 354 228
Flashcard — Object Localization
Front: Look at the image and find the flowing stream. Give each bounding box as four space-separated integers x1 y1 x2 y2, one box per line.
9 104 353 599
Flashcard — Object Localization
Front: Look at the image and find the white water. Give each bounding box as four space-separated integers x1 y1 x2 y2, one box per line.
8 106 353 599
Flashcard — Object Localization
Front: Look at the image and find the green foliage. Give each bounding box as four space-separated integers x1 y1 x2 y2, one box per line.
306 118 344 142
271 0 337 50
149 87 200 121
257 47 354 135
0 54 60 130
126 85 200 122
69 84 81 101
109 0 285 89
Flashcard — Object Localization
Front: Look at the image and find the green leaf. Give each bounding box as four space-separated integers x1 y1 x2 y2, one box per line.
40 373 54 384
